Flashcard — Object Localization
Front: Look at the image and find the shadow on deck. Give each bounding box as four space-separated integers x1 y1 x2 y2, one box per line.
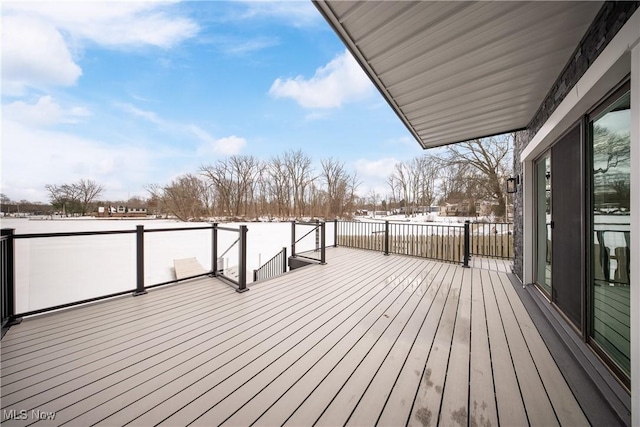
1 247 587 426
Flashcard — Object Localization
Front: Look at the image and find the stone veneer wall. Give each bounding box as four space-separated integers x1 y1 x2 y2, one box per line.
511 1 639 280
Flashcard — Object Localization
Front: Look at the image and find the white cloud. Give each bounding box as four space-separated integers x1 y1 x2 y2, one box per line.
3 96 91 127
353 157 400 197
1 15 82 95
217 36 280 55
269 50 374 109
212 136 248 155
116 103 165 126
191 126 247 156
1 118 157 202
1 2 199 93
3 2 199 48
236 1 321 28
355 157 399 179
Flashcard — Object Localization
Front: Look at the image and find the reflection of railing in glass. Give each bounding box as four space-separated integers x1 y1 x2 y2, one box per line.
594 228 630 285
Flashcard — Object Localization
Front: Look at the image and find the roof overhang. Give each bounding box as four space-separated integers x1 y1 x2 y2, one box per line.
314 1 603 149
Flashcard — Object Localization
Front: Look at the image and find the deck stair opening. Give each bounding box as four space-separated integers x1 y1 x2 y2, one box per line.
173 258 207 280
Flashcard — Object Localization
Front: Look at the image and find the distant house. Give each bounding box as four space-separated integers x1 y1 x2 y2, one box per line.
439 201 474 217
96 205 148 218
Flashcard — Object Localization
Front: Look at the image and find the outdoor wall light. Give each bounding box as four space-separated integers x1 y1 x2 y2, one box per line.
506 175 519 194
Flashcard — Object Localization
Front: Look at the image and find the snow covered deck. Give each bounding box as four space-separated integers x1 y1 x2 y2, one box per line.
1 247 585 426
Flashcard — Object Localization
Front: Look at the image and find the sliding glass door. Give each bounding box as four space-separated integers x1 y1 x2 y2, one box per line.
535 154 552 296
590 87 631 381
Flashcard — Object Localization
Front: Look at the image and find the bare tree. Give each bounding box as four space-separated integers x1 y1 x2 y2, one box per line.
389 161 417 216
368 189 379 217
146 174 208 221
320 157 357 218
386 174 401 212
283 150 314 217
200 155 260 218
414 155 439 213
76 179 105 215
438 162 469 204
45 179 104 216
446 135 512 218
267 155 292 218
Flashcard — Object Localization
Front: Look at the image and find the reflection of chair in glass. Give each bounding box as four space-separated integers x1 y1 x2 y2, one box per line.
593 243 609 283
614 246 630 285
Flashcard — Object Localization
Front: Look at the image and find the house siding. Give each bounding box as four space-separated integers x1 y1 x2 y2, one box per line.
512 1 639 280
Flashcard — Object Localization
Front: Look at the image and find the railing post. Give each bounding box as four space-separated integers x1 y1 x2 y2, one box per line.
1 228 20 329
320 221 326 265
291 221 296 258
315 219 320 252
134 225 147 295
384 221 390 256
253 269 258 282
334 219 338 247
211 223 218 277
237 225 249 292
282 247 288 273
463 220 470 268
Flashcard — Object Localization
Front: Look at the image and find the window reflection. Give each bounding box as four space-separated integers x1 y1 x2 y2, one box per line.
591 91 631 378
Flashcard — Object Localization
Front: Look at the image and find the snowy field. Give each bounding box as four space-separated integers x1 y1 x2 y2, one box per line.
351 214 512 237
1 218 332 313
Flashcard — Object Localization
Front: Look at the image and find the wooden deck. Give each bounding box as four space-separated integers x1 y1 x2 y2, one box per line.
0 247 586 426
469 256 512 273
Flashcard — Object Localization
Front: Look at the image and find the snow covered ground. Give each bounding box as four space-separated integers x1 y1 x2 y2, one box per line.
355 213 482 224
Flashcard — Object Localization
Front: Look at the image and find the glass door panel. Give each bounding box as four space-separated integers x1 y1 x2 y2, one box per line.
590 90 631 379
535 155 552 295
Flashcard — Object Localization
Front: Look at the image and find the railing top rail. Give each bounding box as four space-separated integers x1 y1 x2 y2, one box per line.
216 225 241 232
8 224 232 239
295 221 323 226
469 221 512 225
143 226 213 233
337 219 465 228
12 229 137 239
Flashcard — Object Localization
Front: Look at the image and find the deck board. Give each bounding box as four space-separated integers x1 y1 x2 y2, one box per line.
481 269 529 426
1 248 587 427
496 273 589 426
407 265 460 427
8 251 379 425
490 270 559 426
468 268 498 427
343 262 444 426
438 267 471 426
81 251 402 426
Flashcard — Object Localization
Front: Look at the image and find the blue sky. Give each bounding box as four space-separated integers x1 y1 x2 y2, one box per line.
1 1 430 203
